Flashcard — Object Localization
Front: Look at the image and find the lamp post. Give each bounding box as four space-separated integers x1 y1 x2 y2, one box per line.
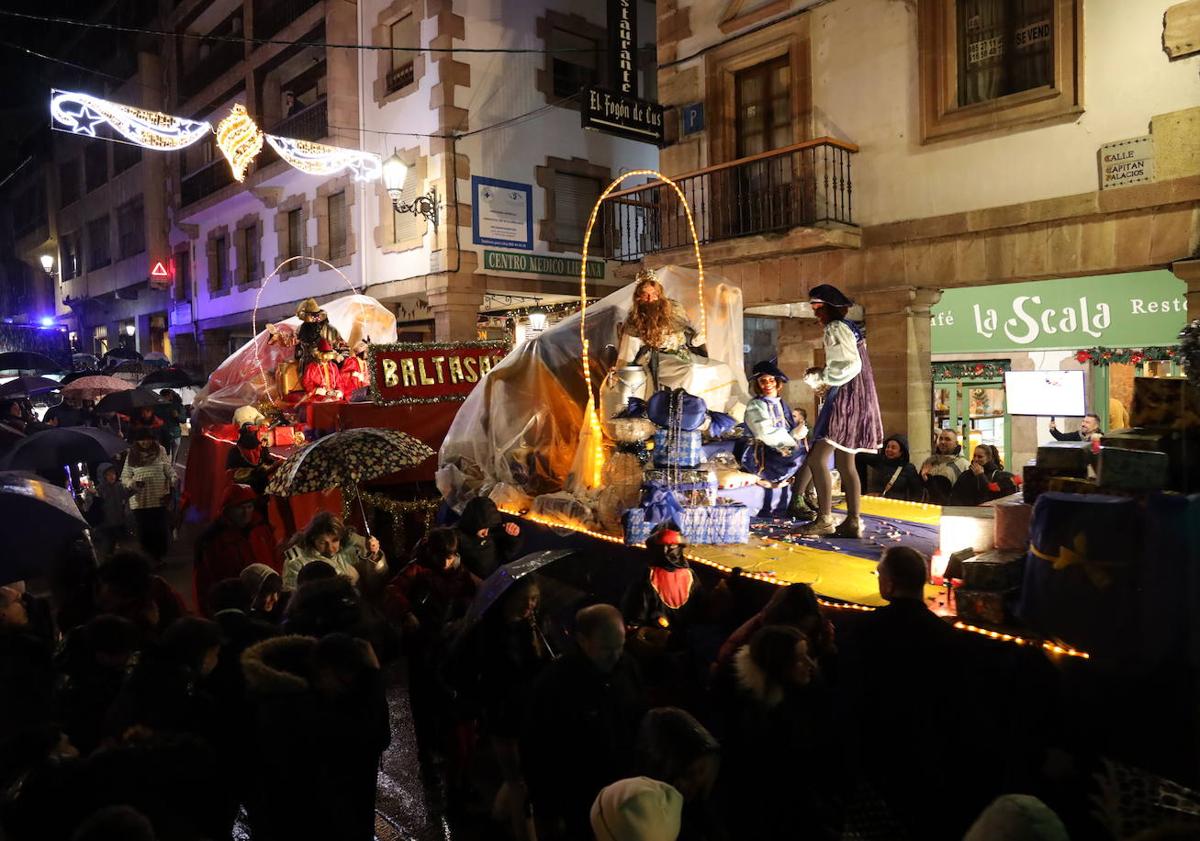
40 254 55 274
382 153 440 233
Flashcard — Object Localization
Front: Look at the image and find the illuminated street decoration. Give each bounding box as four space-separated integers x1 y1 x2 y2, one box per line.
216 104 264 183
264 135 382 182
50 89 211 150
49 91 381 184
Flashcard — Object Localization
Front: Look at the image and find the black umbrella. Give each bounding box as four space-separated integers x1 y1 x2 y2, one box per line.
95 387 165 415
461 549 577 632
2 427 129 472
0 471 89 585
104 347 143 362
0 351 63 374
141 367 203 388
0 375 62 398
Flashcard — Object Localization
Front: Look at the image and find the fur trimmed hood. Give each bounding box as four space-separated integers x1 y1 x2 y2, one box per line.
241 634 317 696
733 644 785 708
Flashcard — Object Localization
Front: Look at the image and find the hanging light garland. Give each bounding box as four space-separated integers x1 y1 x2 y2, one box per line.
1073 346 1177 367
342 491 441 556
49 89 381 183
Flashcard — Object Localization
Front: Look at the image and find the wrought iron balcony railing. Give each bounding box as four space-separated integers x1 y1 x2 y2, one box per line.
181 157 234 207
597 137 858 262
254 0 320 40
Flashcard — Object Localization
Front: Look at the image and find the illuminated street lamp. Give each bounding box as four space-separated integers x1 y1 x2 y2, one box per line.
382 152 440 233
40 254 55 273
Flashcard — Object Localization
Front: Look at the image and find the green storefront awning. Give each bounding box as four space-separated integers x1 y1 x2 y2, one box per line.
931 270 1186 354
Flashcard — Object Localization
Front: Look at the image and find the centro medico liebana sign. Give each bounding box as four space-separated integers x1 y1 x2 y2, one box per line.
930 270 1187 353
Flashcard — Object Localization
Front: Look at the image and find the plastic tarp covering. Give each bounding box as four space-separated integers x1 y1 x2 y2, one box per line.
191 294 398 428
438 266 748 512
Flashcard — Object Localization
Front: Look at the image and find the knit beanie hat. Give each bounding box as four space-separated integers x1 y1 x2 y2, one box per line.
590 777 683 841
963 795 1069 841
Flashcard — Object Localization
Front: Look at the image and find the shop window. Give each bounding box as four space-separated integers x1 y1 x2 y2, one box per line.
387 15 417 93
58 160 80 208
329 191 348 260
85 142 107 193
918 0 1082 142
87 215 111 270
117 198 145 259
735 54 793 157
537 12 605 108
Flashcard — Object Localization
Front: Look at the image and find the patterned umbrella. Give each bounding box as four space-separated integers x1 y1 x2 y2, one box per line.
265 427 435 496
61 375 133 401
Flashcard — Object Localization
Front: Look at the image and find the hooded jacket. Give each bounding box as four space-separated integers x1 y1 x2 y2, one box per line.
859 435 924 501
454 497 517 579
93 462 132 529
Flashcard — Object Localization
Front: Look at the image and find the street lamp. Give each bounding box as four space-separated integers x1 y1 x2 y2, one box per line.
40 254 55 273
125 323 136 337
382 152 440 233
528 306 548 331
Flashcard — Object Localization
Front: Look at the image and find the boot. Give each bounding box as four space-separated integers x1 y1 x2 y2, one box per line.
798 514 836 536
803 487 819 512
834 516 863 538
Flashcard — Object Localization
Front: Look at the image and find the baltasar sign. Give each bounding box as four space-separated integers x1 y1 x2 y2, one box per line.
931 271 1187 353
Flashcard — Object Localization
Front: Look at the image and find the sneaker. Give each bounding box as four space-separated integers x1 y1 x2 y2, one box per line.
834 516 863 538
798 514 836 536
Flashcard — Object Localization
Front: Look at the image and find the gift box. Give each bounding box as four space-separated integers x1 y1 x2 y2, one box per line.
1131 376 1200 431
643 468 716 490
271 425 300 447
653 429 703 468
1047 476 1099 494
962 550 1025 591
992 499 1033 551
956 587 1018 626
1104 428 1200 493
623 503 750 545
1036 442 1092 475
1096 446 1168 491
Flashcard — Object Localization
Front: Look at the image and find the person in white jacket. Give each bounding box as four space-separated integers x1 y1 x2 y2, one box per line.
735 358 808 487
281 511 386 590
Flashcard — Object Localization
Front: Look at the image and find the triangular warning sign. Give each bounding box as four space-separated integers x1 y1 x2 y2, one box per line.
150 261 170 278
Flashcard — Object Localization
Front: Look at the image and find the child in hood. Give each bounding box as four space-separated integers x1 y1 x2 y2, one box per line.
453 497 520 580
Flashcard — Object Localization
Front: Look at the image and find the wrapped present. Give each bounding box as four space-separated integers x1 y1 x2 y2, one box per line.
1036 442 1092 474
1104 427 1200 493
1096 446 1168 490
653 429 703 468
623 503 750 545
1131 376 1200 431
962 550 1025 591
1048 476 1099 494
956 587 1017 626
271 425 300 447
993 499 1033 550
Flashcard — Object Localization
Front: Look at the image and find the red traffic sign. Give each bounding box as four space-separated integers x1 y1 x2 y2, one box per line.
150 260 171 278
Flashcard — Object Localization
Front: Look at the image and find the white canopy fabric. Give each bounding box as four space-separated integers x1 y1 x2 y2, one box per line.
437 266 748 510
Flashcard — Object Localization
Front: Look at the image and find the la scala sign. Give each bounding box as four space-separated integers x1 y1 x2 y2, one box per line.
367 341 509 406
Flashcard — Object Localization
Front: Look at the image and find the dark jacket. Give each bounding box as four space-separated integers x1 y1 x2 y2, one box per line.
241 635 391 841
949 462 1018 505
455 497 518 579
522 651 647 836
91 462 131 530
858 435 924 501
1049 425 1100 442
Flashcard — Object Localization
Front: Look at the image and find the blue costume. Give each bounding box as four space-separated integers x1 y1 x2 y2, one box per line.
735 360 808 484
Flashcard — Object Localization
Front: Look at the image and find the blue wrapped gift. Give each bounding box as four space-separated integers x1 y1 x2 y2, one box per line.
623 503 750 545
653 429 703 468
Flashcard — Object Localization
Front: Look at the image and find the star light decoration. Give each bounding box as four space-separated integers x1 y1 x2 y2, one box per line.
49 89 381 184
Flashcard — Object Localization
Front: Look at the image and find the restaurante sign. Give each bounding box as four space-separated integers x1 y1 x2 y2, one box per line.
931 271 1187 353
367 341 509 406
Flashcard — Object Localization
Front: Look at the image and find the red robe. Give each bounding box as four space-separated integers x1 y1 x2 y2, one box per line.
301 358 343 401
193 517 279 614
340 355 367 393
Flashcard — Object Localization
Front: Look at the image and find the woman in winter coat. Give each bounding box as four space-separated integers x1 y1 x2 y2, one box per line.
857 434 924 501
280 512 385 590
120 429 176 566
950 444 1018 506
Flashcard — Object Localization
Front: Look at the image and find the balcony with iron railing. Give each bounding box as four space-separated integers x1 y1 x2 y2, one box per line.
255 98 328 168
181 36 245 101
181 156 235 207
254 0 320 40
598 137 858 262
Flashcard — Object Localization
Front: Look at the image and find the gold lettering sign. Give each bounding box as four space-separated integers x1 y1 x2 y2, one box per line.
478 355 494 376
431 356 446 383
401 358 417 387
448 356 464 383
382 358 399 387
417 358 435 385
462 357 479 382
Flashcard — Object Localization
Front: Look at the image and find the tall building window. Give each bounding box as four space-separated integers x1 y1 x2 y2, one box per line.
210 235 229 291
387 15 417 92
238 221 261 285
955 0 1053 106
117 198 146 259
174 247 190 300
58 160 80 208
328 191 347 260
60 232 80 280
734 55 793 157
548 26 600 99
552 172 602 248
85 142 108 192
286 208 304 260
87 216 111 270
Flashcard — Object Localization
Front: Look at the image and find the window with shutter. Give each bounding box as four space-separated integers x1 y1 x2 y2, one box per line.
553 172 602 248
329 192 347 259
287 209 304 259
392 170 423 244
549 27 598 99
388 15 417 92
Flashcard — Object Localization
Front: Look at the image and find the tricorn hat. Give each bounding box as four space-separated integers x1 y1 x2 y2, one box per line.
751 357 789 384
296 298 322 317
808 284 853 308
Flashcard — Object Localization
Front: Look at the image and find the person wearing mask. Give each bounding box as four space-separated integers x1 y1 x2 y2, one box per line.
226 423 276 496
950 444 1018 506
621 522 702 634
919 428 971 504
523 604 647 841
120 428 177 567
193 484 280 615
858 434 924 502
454 496 520 580
799 284 884 538
1048 413 1103 443
280 512 384 590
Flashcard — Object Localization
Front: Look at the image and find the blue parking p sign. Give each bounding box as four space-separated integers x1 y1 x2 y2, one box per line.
681 102 704 135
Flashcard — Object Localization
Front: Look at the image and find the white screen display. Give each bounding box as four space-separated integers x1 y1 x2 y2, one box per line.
1003 370 1087 417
